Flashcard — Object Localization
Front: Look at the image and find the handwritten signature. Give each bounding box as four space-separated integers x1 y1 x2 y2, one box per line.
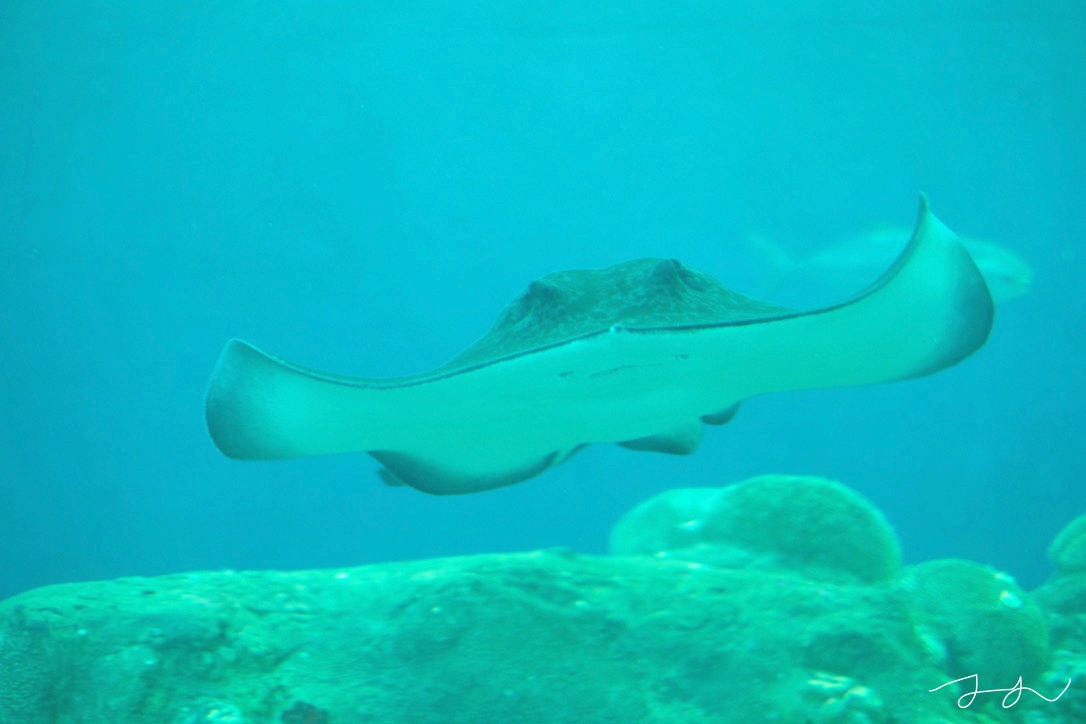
930 674 1072 709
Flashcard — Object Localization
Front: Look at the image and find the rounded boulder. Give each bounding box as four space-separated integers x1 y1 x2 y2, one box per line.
609 475 901 584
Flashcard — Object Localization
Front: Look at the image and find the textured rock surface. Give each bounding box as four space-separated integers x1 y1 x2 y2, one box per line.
900 559 1050 684
609 475 901 583
1049 515 1086 573
0 551 1055 723
1032 515 1086 722
0 477 1073 722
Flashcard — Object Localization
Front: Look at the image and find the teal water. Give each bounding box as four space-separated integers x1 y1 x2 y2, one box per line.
1 2 1083 600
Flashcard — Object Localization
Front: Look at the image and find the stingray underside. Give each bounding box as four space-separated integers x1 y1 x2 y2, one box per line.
205 196 993 494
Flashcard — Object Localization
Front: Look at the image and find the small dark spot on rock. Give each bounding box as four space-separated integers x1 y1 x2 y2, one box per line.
281 700 328 724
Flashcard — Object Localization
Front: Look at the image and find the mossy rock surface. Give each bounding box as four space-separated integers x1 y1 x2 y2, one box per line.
900 558 1050 685
1 550 990 723
1050 515 1086 573
4 478 1079 723
610 475 901 584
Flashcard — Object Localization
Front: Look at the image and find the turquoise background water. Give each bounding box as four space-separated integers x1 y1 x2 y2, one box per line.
2 2 1083 600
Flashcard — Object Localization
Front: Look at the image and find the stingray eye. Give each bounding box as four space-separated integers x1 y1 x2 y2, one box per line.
609 324 626 335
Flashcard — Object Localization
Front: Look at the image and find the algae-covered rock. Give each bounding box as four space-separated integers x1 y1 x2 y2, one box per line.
1033 517 1086 645
1031 518 1086 721
1049 515 1086 573
5 477 1072 723
1 550 980 723
1034 571 1086 617
609 475 901 584
900 558 1050 685
607 487 757 568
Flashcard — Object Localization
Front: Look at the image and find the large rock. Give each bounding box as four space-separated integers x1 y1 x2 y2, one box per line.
0 551 974 723
2 476 1073 722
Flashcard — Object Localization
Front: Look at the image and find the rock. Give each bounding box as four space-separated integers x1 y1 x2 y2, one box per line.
899 559 1050 685
1030 519 1086 721
609 475 901 584
2 551 963 723
1049 515 1086 574
5 476 1076 722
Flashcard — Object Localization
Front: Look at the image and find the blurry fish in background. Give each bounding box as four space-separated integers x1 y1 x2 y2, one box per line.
749 225 1034 306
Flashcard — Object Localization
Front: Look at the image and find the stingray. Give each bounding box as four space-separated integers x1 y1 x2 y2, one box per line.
206 196 993 494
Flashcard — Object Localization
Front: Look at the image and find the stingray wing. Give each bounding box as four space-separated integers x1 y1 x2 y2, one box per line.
205 196 993 494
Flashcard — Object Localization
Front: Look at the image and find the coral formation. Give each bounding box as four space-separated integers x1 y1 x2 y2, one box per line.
609 475 901 584
1049 515 1086 574
0 476 1077 722
900 559 1050 684
1031 516 1086 721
